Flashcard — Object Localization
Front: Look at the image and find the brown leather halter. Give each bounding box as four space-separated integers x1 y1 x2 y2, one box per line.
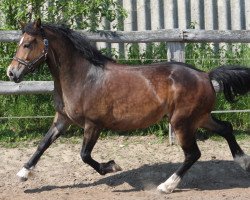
13 29 49 72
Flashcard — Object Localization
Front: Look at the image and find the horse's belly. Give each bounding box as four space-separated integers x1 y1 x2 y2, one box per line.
104 104 167 131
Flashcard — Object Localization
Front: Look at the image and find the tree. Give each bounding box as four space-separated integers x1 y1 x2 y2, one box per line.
0 0 126 30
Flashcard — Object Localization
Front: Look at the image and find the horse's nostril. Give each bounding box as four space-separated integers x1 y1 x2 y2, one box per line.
9 71 14 77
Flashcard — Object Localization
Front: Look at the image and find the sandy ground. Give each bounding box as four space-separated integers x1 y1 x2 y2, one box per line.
0 135 249 200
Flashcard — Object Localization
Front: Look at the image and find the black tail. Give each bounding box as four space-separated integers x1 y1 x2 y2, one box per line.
209 65 250 102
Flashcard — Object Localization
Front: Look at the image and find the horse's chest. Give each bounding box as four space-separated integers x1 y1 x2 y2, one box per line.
63 95 85 125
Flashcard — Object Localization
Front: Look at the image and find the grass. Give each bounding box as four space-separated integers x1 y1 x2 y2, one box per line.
0 125 249 148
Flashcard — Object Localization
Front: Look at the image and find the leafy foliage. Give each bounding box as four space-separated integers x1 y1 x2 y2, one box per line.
0 0 126 30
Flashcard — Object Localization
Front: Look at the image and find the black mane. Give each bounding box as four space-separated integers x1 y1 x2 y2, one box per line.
24 23 115 67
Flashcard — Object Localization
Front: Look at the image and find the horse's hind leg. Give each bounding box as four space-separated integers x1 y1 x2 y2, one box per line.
158 123 201 193
17 112 69 181
80 120 122 175
202 115 250 171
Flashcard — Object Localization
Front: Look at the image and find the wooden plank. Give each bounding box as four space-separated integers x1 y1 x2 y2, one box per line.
204 0 214 30
230 0 242 30
246 0 250 30
190 0 201 29
167 42 185 145
0 81 54 95
217 0 228 30
150 0 161 30
1 29 250 43
183 29 250 43
167 42 185 62
177 0 187 29
82 29 183 43
0 29 183 43
123 0 133 59
163 0 175 29
137 0 147 52
0 30 22 42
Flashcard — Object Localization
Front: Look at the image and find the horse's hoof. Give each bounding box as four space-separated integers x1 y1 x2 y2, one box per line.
157 183 173 194
100 160 122 175
234 154 250 172
157 173 181 194
17 167 31 182
109 160 122 172
19 176 28 182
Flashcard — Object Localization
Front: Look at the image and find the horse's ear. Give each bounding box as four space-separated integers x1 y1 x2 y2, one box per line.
33 18 41 29
18 21 26 30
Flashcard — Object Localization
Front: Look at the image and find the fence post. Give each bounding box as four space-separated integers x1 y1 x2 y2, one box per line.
167 42 185 145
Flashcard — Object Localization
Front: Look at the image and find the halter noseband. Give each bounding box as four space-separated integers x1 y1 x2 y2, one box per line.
13 28 49 72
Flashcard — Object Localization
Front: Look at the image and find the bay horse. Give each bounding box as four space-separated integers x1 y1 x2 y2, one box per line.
7 19 250 193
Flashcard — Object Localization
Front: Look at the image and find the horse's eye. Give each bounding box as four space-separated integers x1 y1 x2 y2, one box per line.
23 43 31 48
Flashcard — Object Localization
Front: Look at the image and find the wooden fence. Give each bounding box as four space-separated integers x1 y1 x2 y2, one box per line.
97 0 250 52
1 28 250 95
2 29 250 43
1 0 250 31
120 0 250 31
0 29 250 144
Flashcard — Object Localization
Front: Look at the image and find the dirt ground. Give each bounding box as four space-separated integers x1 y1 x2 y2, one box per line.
0 135 249 200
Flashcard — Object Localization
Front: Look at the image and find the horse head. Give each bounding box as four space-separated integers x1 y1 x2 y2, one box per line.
7 19 48 83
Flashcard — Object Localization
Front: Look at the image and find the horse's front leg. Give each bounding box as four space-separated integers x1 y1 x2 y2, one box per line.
17 112 69 181
80 121 122 175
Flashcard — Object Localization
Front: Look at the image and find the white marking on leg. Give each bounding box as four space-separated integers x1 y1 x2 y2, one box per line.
17 167 33 181
157 173 181 193
234 154 250 171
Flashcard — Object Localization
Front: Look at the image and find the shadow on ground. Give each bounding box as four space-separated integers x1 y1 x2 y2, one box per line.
24 160 250 194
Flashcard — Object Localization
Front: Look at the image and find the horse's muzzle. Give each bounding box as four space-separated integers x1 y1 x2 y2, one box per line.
7 65 23 83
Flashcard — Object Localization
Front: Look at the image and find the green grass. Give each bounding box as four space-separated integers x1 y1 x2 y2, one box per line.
0 123 249 148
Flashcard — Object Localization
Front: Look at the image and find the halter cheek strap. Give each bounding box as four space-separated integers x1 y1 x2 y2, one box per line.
13 31 49 73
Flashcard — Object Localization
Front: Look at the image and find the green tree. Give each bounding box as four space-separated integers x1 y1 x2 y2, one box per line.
0 0 126 30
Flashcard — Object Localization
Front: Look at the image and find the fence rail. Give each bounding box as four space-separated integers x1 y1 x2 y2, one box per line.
1 29 250 43
0 81 53 95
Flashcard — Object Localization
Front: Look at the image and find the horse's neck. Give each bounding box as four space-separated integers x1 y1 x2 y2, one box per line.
46 41 85 112
47 39 88 78
47 46 60 78
46 38 94 98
